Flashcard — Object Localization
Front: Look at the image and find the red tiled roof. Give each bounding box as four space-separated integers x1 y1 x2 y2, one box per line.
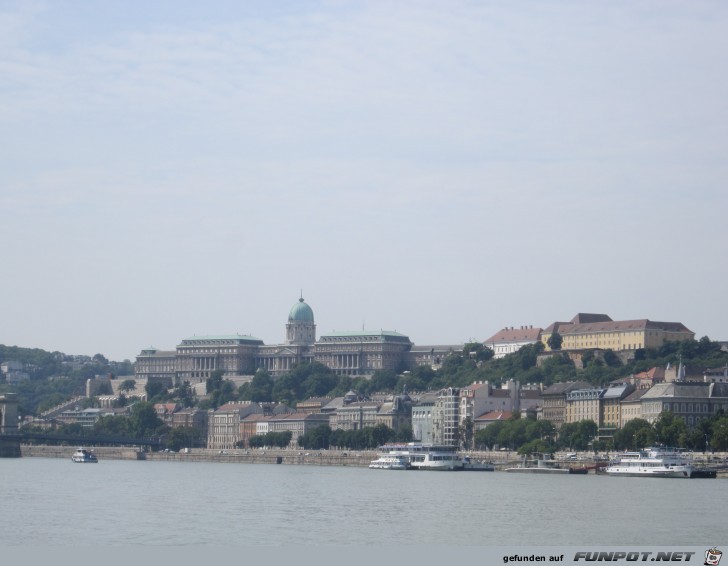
484 327 542 344
559 319 692 335
634 367 666 380
474 410 512 421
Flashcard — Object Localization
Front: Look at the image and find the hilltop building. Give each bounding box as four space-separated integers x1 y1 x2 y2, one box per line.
541 313 694 353
483 326 542 359
135 297 462 385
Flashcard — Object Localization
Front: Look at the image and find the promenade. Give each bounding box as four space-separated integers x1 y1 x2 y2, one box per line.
20 445 517 468
18 445 728 476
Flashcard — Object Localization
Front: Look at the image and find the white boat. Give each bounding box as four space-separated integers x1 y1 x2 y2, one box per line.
71 448 98 463
374 443 464 471
604 447 692 478
368 454 410 470
410 445 464 470
505 453 571 474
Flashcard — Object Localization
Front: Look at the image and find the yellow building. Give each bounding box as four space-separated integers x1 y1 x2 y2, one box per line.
542 313 693 353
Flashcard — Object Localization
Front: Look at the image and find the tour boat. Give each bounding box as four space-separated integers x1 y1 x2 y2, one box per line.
604 447 692 478
373 443 465 471
71 448 98 463
368 454 410 470
505 454 574 474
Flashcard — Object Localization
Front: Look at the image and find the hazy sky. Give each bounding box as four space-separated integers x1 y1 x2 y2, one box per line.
2 1 726 362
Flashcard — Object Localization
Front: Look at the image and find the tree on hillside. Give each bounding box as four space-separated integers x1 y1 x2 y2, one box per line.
145 380 168 403
205 369 235 408
206 369 225 395
128 402 165 438
170 380 195 407
247 370 274 402
547 332 563 351
119 379 137 393
93 353 109 365
272 373 300 405
462 342 494 362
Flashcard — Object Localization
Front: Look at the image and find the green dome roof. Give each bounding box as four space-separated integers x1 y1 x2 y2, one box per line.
288 298 314 323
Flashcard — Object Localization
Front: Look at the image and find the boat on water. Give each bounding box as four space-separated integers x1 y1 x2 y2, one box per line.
461 456 495 472
505 453 579 474
604 447 692 478
368 454 410 470
71 448 98 463
407 444 464 470
372 443 465 471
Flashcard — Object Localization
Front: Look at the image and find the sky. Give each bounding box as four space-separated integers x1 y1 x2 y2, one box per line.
1 0 727 362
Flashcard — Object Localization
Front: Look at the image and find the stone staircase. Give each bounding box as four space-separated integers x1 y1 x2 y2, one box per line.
39 396 86 419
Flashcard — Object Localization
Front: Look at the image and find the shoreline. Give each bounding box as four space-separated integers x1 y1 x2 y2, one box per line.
17 445 728 476
20 444 379 467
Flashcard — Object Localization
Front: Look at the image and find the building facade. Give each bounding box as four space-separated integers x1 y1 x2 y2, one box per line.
640 382 728 426
483 326 542 359
541 381 591 429
314 330 412 376
411 393 437 443
135 297 424 383
541 314 694 353
432 387 460 446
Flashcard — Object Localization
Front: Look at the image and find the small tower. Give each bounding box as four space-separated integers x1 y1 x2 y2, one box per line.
286 297 316 346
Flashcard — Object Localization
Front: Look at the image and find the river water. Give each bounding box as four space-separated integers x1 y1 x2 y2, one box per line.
0 457 725 547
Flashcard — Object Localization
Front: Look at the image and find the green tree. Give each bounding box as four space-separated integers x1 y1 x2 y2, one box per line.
93 353 109 365
94 414 130 436
165 426 204 451
119 379 137 393
128 402 165 438
370 423 395 447
474 421 505 450
653 411 687 447
517 439 553 456
145 380 168 402
547 332 563 351
396 423 413 442
206 369 225 395
270 431 293 448
365 370 398 394
171 381 194 407
459 417 474 450
559 420 598 450
272 373 300 405
95 381 113 395
247 370 273 402
298 424 331 450
710 415 728 451
462 342 494 363
613 419 654 450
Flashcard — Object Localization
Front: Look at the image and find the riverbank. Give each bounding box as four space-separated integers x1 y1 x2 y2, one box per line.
20 445 519 468
20 444 379 467
18 445 728 476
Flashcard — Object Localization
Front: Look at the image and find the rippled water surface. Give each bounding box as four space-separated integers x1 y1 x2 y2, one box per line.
1 457 725 546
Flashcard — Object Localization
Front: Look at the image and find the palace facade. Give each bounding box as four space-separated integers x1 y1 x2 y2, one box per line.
135 297 461 384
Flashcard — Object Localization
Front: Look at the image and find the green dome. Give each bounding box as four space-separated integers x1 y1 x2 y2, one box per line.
288 298 314 323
